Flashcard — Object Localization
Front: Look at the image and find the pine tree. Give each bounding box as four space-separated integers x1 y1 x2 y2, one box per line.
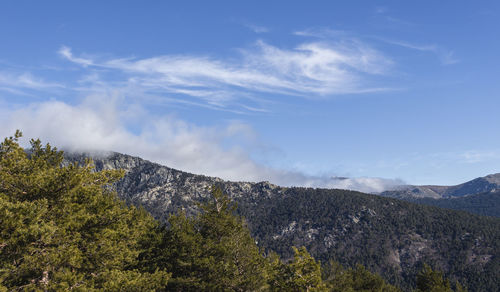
415 264 452 292
269 246 327 291
322 260 400 292
161 186 268 291
0 131 170 290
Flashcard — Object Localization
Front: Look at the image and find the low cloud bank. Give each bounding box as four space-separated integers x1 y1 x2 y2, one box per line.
0 97 403 193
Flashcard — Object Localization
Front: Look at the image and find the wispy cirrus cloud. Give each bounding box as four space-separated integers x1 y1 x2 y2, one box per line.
381 39 459 65
293 28 351 39
295 28 458 66
0 71 64 92
58 46 94 67
243 23 269 33
58 39 393 111
460 150 500 164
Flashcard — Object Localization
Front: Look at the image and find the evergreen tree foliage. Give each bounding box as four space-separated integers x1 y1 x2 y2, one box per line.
0 132 482 291
414 264 466 292
322 260 400 292
158 186 268 291
238 186 499 291
0 131 170 290
268 246 326 291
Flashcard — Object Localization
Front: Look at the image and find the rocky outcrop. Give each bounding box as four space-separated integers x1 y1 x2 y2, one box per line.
65 151 284 220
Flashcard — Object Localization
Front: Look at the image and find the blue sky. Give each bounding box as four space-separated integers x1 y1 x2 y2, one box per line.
1 1 499 191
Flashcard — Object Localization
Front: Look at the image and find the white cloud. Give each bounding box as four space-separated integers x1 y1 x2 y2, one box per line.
0 71 63 91
374 6 388 14
382 39 459 65
294 28 456 66
293 28 350 39
243 23 269 33
460 150 500 163
0 96 402 193
58 40 392 111
58 46 94 67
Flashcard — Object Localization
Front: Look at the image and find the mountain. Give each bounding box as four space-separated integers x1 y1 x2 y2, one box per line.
380 174 500 217
381 173 500 199
66 152 500 291
410 191 500 218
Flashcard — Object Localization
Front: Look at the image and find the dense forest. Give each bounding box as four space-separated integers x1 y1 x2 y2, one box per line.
0 132 488 291
62 151 500 291
237 187 500 291
410 192 500 217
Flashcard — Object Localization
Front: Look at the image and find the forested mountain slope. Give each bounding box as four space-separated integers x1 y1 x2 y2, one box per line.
409 191 500 218
66 152 500 291
239 188 499 290
3 134 400 291
381 173 500 199
380 174 500 217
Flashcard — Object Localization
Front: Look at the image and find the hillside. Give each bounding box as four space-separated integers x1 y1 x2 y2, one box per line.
410 191 500 218
381 174 500 199
66 152 500 291
380 174 500 217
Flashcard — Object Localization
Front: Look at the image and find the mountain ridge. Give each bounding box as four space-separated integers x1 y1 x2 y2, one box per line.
65 151 500 291
381 173 500 199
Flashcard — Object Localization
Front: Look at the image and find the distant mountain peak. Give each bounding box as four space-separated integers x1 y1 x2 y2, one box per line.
381 173 500 200
484 173 500 184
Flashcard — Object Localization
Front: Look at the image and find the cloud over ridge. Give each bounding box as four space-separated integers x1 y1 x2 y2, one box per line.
0 96 402 193
0 37 404 192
